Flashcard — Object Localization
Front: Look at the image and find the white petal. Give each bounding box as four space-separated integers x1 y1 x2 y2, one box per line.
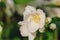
24 5 36 15
23 6 36 20
27 9 46 33
28 21 39 33
26 15 39 33
28 33 36 40
37 9 46 28
25 5 36 13
18 21 26 25
20 25 29 37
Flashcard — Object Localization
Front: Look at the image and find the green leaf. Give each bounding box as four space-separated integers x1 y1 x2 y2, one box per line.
13 37 21 40
34 37 39 40
0 2 6 8
13 0 34 4
47 32 54 40
44 4 60 8
52 17 60 29
0 21 4 26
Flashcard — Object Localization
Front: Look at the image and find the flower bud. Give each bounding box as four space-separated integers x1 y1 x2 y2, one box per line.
45 17 52 24
39 27 45 33
0 25 2 33
50 23 56 30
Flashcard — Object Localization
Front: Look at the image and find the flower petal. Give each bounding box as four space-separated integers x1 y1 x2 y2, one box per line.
23 6 36 20
27 9 46 33
20 25 29 37
28 32 36 40
28 21 39 33
37 9 46 28
18 21 25 25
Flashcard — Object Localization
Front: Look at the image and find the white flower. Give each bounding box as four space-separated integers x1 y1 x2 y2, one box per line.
18 6 46 40
45 17 52 23
50 23 56 30
0 25 2 33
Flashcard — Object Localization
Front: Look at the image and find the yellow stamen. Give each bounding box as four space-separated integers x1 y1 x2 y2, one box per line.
32 14 40 23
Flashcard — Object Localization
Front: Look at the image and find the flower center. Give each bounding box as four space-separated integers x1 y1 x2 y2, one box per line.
32 14 40 23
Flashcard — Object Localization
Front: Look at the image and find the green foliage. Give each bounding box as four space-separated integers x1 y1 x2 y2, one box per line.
0 2 6 8
13 37 21 40
0 21 4 26
13 0 34 4
52 17 60 28
44 4 60 8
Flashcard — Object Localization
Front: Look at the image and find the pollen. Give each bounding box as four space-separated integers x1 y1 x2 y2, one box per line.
32 14 40 23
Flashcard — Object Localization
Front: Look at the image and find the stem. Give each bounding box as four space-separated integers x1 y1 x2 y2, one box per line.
5 14 11 40
23 37 28 40
47 32 54 40
0 32 2 40
54 29 58 40
6 15 11 24
39 34 43 40
0 12 3 21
